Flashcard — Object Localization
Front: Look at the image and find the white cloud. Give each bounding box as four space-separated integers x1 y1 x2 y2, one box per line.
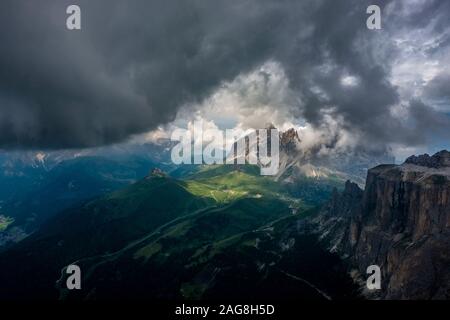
179 61 300 130
340 75 359 87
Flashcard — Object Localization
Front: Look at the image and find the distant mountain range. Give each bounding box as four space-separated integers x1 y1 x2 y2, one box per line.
0 141 176 247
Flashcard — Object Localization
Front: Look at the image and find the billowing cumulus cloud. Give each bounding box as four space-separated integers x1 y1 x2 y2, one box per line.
0 0 448 153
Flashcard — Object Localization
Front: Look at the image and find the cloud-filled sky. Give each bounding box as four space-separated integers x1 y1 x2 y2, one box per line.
0 0 449 159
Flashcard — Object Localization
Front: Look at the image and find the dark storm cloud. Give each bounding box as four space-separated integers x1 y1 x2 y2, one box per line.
276 0 449 150
422 73 450 131
0 0 448 149
424 73 450 106
408 99 450 142
0 0 279 148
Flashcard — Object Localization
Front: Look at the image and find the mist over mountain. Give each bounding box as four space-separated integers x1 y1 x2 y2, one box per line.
0 139 176 248
230 125 395 185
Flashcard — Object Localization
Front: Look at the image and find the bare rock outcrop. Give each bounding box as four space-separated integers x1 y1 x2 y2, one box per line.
310 150 450 299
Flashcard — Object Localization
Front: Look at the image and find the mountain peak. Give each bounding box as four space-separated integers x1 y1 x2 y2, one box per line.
280 128 300 153
404 150 450 168
148 167 167 178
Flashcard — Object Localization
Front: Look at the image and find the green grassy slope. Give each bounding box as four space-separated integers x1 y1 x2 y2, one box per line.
0 164 348 300
0 215 14 231
55 166 318 299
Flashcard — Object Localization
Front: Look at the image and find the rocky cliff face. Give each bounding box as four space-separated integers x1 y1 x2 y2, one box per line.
310 150 450 299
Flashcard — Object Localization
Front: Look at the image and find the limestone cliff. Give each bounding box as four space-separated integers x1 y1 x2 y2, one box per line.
310 150 450 299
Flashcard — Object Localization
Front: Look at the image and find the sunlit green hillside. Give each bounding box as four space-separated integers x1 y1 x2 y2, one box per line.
0 215 14 232
0 164 347 300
